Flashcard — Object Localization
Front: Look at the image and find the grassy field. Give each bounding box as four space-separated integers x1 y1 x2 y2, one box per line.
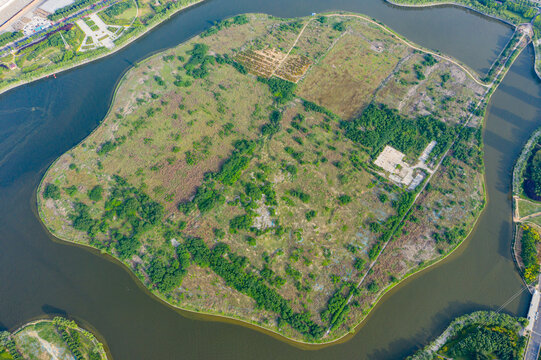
38 13 487 342
518 198 541 219
0 318 107 360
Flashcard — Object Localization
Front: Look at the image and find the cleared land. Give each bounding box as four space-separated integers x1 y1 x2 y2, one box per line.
38 13 487 342
0 318 107 360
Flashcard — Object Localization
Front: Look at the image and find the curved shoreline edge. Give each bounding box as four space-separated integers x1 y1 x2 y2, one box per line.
0 0 207 99
385 0 541 81
34 10 523 346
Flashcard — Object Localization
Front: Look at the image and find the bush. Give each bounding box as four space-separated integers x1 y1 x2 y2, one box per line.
305 210 317 221
87 185 103 201
337 194 352 205
258 77 296 104
43 183 61 199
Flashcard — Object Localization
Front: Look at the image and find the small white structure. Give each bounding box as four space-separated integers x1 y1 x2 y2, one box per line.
526 289 540 332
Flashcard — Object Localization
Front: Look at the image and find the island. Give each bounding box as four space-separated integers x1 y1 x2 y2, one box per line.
0 0 203 95
407 311 528 360
36 12 528 342
0 317 108 360
387 0 541 79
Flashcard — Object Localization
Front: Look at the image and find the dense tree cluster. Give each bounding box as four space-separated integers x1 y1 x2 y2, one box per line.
43 183 61 200
179 140 256 214
395 0 537 23
368 191 415 260
523 144 541 200
200 15 250 37
184 237 325 339
184 43 215 79
97 136 126 156
48 0 101 21
320 286 351 330
0 331 21 360
147 245 190 292
0 31 23 47
57 325 83 359
342 103 454 158
102 1 132 17
69 176 164 259
261 110 282 136
521 225 540 283
444 325 525 360
258 77 296 104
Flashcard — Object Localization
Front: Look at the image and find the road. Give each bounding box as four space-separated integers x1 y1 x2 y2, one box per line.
525 290 541 360
525 318 541 360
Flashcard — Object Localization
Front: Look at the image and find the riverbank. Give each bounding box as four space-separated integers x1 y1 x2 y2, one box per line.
385 0 541 80
0 0 205 98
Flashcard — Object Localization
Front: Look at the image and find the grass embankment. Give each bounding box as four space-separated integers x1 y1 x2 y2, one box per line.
0 0 204 96
38 13 488 342
0 317 107 360
408 311 527 360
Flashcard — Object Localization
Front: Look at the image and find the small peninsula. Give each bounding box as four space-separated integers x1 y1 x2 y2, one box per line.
37 12 526 342
0 317 108 360
408 311 528 360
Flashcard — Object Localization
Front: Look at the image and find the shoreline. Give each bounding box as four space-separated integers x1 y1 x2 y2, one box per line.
385 0 541 81
0 0 206 98
32 10 523 346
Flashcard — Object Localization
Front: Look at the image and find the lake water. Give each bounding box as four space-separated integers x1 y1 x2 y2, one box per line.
0 0 539 359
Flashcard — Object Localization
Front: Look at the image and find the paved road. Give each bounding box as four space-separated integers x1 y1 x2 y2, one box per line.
525 290 541 360
525 326 541 360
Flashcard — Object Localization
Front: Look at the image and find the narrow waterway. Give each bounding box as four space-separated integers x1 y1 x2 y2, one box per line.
0 0 538 359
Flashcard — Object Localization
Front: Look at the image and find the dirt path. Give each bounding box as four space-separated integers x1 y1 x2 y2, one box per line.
25 329 66 360
280 13 490 87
